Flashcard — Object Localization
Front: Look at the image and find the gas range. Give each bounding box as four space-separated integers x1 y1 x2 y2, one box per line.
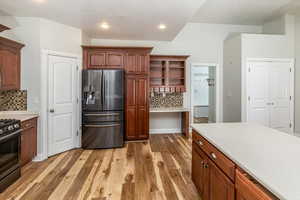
0 119 21 136
0 119 21 192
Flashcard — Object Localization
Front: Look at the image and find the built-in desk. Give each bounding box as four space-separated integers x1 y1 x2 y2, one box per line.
150 107 190 137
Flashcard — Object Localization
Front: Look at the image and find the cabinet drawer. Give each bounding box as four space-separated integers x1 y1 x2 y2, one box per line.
192 130 235 181
236 169 279 200
21 118 37 130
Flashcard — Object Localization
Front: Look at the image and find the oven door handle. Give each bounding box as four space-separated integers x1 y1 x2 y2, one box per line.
0 129 22 143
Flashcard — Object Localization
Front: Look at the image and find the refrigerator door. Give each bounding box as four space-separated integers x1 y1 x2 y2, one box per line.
102 70 124 111
82 70 103 112
82 122 124 149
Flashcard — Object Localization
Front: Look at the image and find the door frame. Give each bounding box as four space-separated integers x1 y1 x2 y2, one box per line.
39 49 81 161
245 58 295 133
190 63 221 123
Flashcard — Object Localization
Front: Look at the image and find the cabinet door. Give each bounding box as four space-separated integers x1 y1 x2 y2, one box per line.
126 54 137 73
21 129 32 166
106 52 124 68
208 159 234 200
0 49 20 90
136 54 149 74
235 170 276 200
192 145 209 199
125 76 137 140
88 51 106 68
136 76 149 139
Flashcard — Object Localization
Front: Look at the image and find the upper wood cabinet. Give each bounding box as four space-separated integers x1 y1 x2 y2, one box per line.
84 48 124 69
126 53 149 74
150 55 189 92
82 46 152 71
0 37 24 91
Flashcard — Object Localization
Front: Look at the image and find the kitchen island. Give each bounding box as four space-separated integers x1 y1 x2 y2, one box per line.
191 123 300 200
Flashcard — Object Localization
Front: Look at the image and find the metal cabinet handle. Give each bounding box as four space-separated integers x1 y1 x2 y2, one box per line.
198 141 203 146
84 124 120 128
49 109 55 113
84 113 119 116
204 163 209 168
210 152 217 160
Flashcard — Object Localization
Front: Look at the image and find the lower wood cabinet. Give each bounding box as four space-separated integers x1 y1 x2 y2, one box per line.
21 117 37 166
192 143 234 200
192 130 279 200
125 75 149 140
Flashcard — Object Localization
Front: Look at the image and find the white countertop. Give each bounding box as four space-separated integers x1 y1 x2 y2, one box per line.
150 107 189 113
191 123 300 200
0 111 39 122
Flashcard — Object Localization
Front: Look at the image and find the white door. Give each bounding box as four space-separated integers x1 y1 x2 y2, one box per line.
48 55 77 156
248 62 270 127
248 61 292 133
268 62 291 133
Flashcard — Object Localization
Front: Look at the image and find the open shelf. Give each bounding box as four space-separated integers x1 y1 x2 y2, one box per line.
150 55 188 92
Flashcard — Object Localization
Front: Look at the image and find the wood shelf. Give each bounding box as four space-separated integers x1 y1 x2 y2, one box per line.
150 55 188 92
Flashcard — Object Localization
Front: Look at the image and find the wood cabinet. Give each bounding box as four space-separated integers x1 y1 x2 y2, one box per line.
208 159 234 200
21 118 37 166
126 53 149 74
192 141 234 200
235 169 278 200
125 75 149 140
82 47 124 69
192 130 279 200
150 55 189 92
0 37 24 90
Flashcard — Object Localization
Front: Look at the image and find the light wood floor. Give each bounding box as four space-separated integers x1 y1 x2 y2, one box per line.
0 134 200 200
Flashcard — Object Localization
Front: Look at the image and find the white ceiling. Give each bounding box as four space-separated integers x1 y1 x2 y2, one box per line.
0 0 298 41
0 0 206 41
191 0 294 25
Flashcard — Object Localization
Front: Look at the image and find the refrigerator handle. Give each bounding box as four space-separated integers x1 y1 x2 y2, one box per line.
102 72 106 106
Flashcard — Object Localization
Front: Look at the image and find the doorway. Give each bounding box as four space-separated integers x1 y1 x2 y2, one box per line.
191 64 217 124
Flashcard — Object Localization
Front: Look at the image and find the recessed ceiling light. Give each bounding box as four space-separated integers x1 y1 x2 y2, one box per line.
158 24 166 30
33 0 45 3
100 22 110 30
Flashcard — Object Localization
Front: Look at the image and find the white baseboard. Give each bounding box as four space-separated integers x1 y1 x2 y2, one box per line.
32 153 47 162
150 128 182 134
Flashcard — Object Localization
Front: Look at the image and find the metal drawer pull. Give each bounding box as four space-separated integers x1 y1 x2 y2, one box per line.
210 152 217 160
198 141 203 146
84 113 120 116
84 124 120 128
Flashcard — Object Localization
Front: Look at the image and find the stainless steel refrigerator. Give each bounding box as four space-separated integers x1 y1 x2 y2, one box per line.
82 69 124 149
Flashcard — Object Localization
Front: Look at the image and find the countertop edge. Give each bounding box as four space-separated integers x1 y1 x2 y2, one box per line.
191 125 285 200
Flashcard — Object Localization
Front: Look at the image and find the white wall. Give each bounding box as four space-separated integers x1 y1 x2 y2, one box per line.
295 16 300 133
39 18 82 55
91 23 262 131
223 35 242 122
263 16 286 34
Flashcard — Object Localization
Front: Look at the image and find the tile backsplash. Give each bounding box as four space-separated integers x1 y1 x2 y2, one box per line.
150 92 183 108
0 90 27 111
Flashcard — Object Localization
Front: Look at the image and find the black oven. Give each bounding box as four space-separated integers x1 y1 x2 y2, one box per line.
0 129 21 192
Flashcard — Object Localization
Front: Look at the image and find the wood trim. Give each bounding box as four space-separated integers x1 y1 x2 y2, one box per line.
81 45 153 52
0 24 10 32
150 55 190 60
0 36 25 49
